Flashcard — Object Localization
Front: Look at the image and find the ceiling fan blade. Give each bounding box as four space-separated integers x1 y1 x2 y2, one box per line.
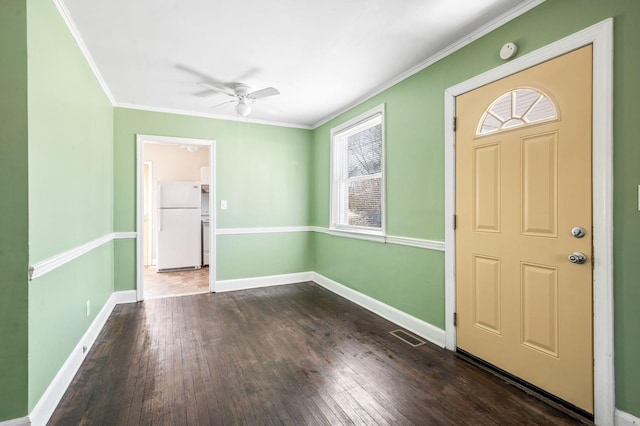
194 88 217 97
211 100 236 110
248 87 280 99
200 82 236 96
176 64 216 81
234 67 261 83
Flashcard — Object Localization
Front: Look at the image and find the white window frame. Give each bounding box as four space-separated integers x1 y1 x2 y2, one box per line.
330 104 386 237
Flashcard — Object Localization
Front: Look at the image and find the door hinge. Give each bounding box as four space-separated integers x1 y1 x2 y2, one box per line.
454 312 457 327
453 214 457 229
453 116 457 132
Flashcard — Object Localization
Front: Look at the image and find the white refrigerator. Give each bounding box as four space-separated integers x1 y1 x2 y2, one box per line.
156 181 202 272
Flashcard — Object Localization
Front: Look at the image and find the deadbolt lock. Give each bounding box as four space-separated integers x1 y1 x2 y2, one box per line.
571 227 586 238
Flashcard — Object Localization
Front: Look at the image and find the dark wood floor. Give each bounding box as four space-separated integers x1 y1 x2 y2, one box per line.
49 283 589 425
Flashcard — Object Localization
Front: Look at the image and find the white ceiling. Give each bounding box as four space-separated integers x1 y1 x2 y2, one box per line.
59 0 532 128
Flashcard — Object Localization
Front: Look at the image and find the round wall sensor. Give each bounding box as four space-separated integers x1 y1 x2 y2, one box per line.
500 42 518 60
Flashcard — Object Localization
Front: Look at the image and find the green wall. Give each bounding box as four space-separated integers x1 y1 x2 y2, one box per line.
113 108 313 290
0 0 29 420
2 0 639 421
311 0 640 417
26 0 115 410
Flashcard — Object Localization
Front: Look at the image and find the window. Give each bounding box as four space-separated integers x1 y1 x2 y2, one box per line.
330 104 385 235
477 88 557 135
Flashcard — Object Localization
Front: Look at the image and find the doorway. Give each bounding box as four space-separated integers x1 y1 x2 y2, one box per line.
136 134 216 300
443 19 613 425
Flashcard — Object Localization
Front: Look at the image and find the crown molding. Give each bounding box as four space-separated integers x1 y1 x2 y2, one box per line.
52 0 116 104
115 103 313 130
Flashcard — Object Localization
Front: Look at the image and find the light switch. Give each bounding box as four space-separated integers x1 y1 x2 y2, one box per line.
220 200 228 210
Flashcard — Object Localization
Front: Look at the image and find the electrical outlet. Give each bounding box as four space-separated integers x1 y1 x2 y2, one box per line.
86 300 91 317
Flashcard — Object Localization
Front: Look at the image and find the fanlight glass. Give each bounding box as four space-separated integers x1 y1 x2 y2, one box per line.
477 88 557 135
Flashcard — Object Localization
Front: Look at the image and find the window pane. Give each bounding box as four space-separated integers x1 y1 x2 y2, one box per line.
514 89 539 117
348 177 382 228
347 123 382 178
480 113 502 134
526 96 556 122
489 92 511 121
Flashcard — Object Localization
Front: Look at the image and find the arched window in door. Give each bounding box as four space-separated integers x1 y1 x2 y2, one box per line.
477 87 558 135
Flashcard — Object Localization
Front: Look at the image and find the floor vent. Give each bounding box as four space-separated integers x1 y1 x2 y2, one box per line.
390 329 426 347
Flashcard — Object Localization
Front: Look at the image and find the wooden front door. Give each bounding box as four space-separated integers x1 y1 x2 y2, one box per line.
455 46 594 412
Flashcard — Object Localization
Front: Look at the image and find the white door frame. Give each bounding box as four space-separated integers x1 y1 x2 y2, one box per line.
443 19 614 425
143 160 153 266
135 134 217 300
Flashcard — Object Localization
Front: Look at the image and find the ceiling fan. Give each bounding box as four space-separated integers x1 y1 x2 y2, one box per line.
200 82 280 117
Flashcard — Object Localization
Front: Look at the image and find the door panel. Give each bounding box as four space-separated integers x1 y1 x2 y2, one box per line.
472 255 501 334
521 262 558 356
473 143 501 232
456 46 593 412
521 132 557 236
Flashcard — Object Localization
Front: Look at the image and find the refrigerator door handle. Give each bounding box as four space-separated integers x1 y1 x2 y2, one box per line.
159 209 163 232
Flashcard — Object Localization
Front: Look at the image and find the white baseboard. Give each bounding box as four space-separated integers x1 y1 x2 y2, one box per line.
0 417 30 426
215 271 314 293
112 290 137 304
617 409 640 426
312 272 446 348
28 290 135 426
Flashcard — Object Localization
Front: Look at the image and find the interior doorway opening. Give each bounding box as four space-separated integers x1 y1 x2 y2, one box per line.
136 134 216 300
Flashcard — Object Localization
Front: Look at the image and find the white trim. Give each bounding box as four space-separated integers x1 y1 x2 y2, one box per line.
216 272 314 293
143 160 154 266
28 233 134 280
129 222 444 252
311 226 384 243
116 103 312 130
217 226 313 235
111 290 137 304
29 291 133 426
136 134 213 146
616 409 640 426
136 134 217 300
313 273 445 348
0 417 30 426
214 226 446 252
312 226 445 251
384 235 445 251
443 19 615 425
51 0 115 105
113 231 137 239
312 0 545 129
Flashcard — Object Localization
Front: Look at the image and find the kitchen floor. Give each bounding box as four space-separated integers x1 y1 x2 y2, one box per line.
144 266 209 298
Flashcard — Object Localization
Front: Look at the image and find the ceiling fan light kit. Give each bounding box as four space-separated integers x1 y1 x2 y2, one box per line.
236 100 252 116
201 81 280 117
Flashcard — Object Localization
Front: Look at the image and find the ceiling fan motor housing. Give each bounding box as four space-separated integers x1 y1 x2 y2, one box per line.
233 84 252 97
